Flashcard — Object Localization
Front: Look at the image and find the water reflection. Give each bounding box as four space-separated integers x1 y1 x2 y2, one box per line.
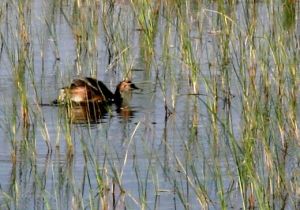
60 103 137 124
63 103 109 124
0 0 298 209
116 107 136 121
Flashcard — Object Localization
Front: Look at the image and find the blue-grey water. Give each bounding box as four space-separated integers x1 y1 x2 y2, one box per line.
0 1 299 209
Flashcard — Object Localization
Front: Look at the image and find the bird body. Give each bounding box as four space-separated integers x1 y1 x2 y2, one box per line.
54 77 138 107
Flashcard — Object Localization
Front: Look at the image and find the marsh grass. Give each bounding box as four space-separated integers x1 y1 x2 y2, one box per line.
71 0 99 76
0 0 33 164
0 0 299 209
130 0 160 73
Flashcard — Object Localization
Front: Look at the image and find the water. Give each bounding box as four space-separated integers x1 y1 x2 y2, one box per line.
0 1 299 209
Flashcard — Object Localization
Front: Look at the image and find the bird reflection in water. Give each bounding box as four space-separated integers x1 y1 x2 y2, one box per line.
66 102 109 124
65 103 137 124
54 78 139 124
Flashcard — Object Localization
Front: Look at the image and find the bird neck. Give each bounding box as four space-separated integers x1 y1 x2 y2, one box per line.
114 88 123 106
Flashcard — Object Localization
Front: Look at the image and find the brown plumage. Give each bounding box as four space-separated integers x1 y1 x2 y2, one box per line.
54 77 138 107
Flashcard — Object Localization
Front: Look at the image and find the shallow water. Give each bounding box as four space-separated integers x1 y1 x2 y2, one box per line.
0 1 299 209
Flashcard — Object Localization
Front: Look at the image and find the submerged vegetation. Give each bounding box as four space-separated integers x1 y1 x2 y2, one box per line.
0 0 299 209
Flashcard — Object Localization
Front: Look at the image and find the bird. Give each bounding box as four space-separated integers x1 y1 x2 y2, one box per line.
53 77 139 107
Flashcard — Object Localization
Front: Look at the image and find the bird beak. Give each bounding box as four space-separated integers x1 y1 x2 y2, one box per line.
130 83 139 90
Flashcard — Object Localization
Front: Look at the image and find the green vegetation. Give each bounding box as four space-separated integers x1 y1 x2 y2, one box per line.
0 0 299 209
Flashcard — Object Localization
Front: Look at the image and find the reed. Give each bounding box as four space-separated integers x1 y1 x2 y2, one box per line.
0 0 33 164
0 1 299 209
70 0 99 76
130 0 160 73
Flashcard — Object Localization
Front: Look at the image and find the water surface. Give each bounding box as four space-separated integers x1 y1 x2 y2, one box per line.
0 1 299 209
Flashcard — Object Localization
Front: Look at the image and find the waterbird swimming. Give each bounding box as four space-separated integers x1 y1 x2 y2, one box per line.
53 77 139 108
